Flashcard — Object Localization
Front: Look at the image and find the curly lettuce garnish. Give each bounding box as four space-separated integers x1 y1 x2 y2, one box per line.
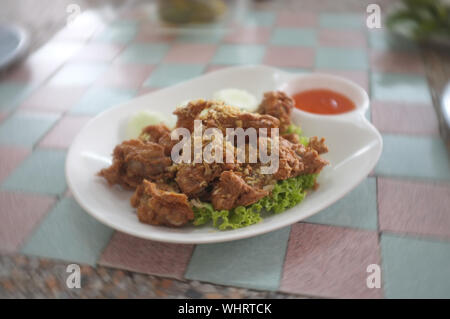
192 174 317 230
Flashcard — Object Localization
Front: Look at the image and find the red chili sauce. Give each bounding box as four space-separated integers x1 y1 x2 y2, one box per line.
293 89 356 115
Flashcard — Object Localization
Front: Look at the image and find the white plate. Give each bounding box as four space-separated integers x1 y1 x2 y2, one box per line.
66 65 382 244
0 24 29 70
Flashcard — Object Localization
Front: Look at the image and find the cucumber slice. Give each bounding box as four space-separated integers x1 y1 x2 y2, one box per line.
126 110 168 139
212 88 258 112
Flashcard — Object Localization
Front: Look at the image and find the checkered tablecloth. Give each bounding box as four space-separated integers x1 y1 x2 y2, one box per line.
1 6 449 299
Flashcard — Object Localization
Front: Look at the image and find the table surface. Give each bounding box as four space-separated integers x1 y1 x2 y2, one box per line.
1 0 449 298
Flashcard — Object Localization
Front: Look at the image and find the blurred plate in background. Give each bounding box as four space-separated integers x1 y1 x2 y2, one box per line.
0 23 29 70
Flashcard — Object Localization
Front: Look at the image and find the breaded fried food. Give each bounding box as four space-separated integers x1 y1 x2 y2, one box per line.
131 180 194 227
174 100 280 135
291 141 329 175
308 136 328 154
175 163 224 198
98 139 173 189
173 99 214 132
140 124 177 156
257 91 294 133
200 102 280 135
211 171 268 210
266 136 328 180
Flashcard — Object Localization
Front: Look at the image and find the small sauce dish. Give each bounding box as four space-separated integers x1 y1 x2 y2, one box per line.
280 73 369 118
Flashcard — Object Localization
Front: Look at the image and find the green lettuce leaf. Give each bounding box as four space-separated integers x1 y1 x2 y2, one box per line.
192 174 317 230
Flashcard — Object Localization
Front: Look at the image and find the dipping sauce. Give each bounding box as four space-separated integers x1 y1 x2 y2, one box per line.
293 89 356 115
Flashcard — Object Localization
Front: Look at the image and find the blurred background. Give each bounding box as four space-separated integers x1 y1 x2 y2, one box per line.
0 0 449 299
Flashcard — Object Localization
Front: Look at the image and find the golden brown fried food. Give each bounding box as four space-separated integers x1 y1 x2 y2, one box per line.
140 123 170 143
257 91 294 133
200 103 280 135
131 180 194 227
274 137 328 179
98 139 173 189
174 100 280 135
273 137 305 180
281 133 300 144
173 99 214 132
211 171 268 210
308 136 329 155
292 142 329 175
175 162 238 198
140 124 177 156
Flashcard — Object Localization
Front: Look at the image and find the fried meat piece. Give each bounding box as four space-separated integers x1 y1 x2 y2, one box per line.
211 171 269 210
175 162 237 198
235 163 275 189
173 99 214 132
292 142 329 175
98 139 172 189
174 100 280 135
140 124 170 143
308 136 328 154
281 132 300 144
273 137 305 180
273 137 328 180
201 103 280 135
131 180 194 227
140 124 176 156
257 91 294 133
